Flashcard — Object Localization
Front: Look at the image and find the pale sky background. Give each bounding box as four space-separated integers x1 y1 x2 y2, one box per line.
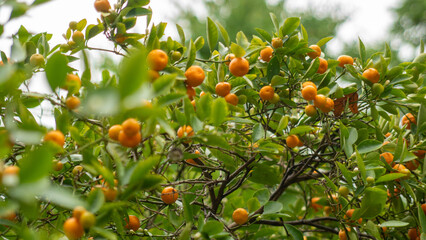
0 0 415 127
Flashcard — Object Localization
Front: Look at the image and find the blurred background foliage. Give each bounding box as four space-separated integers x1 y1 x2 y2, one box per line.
168 0 425 62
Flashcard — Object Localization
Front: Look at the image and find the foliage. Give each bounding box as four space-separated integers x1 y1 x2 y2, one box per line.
0 0 425 240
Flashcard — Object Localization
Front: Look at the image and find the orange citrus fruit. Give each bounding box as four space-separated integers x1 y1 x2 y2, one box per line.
229 57 249 77
286 135 300 148
317 57 328 74
215 82 231 97
232 208 248 225
305 105 317 117
345 209 362 224
185 66 205 87
380 152 394 166
260 46 273 62
362 68 380 83
307 45 321 59
225 93 239 106
401 113 416 129
320 98 334 113
313 94 327 108
259 86 274 101
337 55 354 68
302 81 317 90
125 215 140 231
63 217 84 240
44 130 65 147
122 118 140 137
272 38 283 48
118 131 141 148
147 49 168 71
187 86 196 100
94 0 111 12
177 125 194 138
66 96 81 110
161 187 178 204
301 85 317 101
108 125 122 141
224 54 235 66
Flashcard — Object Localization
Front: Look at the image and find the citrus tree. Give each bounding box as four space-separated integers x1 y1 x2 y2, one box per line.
0 0 425 239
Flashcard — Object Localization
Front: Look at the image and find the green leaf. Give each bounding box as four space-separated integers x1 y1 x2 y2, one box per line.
19 145 55 183
194 36 204 51
357 139 383 154
379 220 409 228
303 57 319 79
176 24 185 45
358 37 366 66
210 98 228 126
158 93 186 106
276 116 289 134
201 220 223 235
269 12 280 34
376 173 406 183
126 7 151 17
267 56 280 81
263 201 283 214
355 147 366 182
354 187 387 219
230 43 245 58
76 19 87 31
284 224 304 240
152 74 176 97
216 21 230 46
247 198 261 213
118 48 147 98
255 28 272 43
419 202 426 234
41 184 86 209
186 40 196 70
252 123 265 142
249 164 280 186
316 36 333 47
45 52 68 91
281 17 300 36
206 17 218 51
289 125 315 135
254 189 270 205
336 162 353 188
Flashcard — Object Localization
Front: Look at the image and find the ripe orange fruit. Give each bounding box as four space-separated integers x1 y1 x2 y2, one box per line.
387 188 400 198
72 31 84 44
161 187 178 204
317 57 328 74
408 228 420 240
1 211 16 221
421 203 426 215
259 86 275 101
232 208 248 225
63 217 84 240
301 85 317 101
310 197 323 211
186 159 197 165
118 131 141 148
345 209 362 224
177 125 194 138
405 159 420 170
380 152 394 166
108 125 122 141
191 100 196 108
94 0 111 12
313 94 327 108
63 73 81 90
320 98 334 113
229 57 250 77
393 164 410 178
66 96 81 110
224 53 235 66
200 91 206 97
307 45 321 59
339 229 349 240
260 46 273 62
147 49 168 71
305 105 317 117
102 187 117 201
125 215 140 231
44 130 65 147
122 118 140 137
362 68 380 83
148 69 160 82
72 206 86 220
302 81 317 90
385 132 391 138
187 86 196 100
53 160 63 171
225 93 239 106
401 113 416 129
272 38 283 48
80 211 95 229
215 82 231 97
3 166 20 175
414 150 425 159
185 66 205 87
286 135 300 148
337 55 354 68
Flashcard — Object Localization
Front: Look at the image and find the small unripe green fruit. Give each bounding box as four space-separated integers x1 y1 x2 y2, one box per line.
72 165 83 175
60 43 70 52
80 211 96 228
366 176 375 185
338 186 349 198
69 21 78 30
29 54 45 67
372 83 384 97
269 93 280 104
171 51 182 62
72 31 85 44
